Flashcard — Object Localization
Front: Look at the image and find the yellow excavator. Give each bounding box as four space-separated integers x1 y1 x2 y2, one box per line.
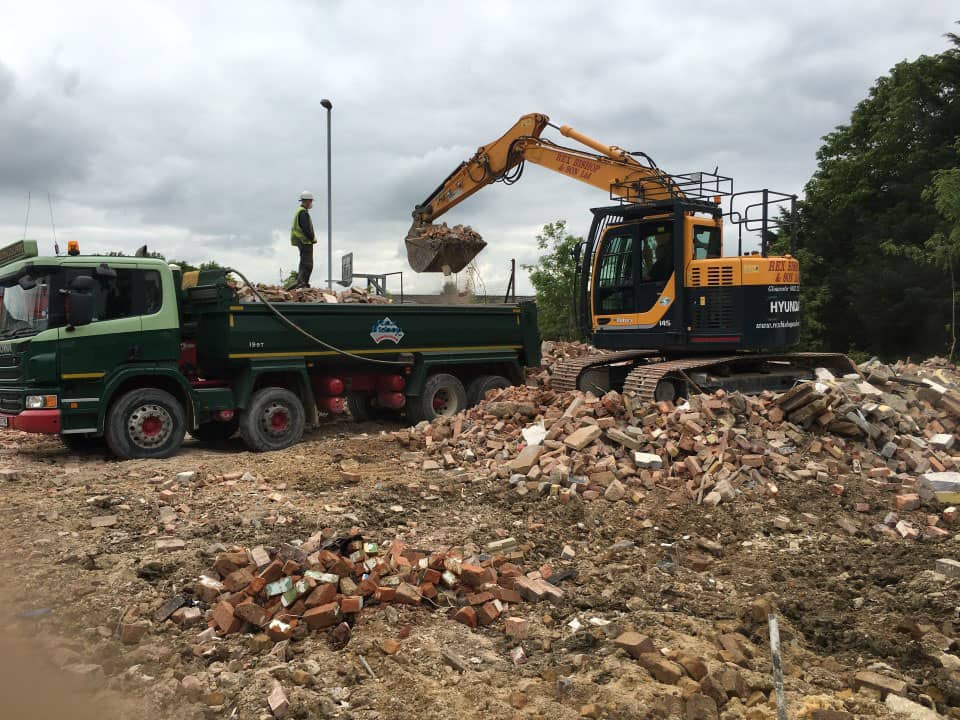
406 113 855 400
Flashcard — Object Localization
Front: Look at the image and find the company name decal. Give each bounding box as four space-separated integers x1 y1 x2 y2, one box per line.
370 317 405 344
769 300 800 314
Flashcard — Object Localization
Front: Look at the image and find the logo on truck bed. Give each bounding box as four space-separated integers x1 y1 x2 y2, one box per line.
370 317 405 344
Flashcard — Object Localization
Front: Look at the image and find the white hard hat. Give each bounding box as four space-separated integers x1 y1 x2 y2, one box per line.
300 191 314 201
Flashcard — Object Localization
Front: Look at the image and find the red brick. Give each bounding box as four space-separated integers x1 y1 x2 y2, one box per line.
504 617 528 639
477 601 501 626
258 559 284 583
246 576 267 596
330 556 355 576
266 618 294 641
223 568 254 593
614 632 655 659
419 582 438 600
212 601 243 634
394 582 422 605
453 606 477 629
375 587 396 603
339 595 363 614
741 455 764 468
896 493 921 511
281 559 302 576
489 586 523 604
380 638 401 655
829 484 845 496
234 601 271 628
303 602 341 630
460 564 491 588
214 551 247 576
120 622 149 645
358 577 378 596
422 568 442 585
466 591 495 606
304 583 337 609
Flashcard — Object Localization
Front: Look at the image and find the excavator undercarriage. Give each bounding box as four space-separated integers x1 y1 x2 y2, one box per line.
551 351 858 402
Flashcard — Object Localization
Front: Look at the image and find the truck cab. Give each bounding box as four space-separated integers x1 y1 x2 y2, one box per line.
0 240 187 450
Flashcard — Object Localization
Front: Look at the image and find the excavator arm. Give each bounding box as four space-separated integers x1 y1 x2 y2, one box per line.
406 113 681 272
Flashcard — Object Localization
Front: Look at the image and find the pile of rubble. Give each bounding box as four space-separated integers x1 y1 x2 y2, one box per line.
236 284 390 304
405 222 486 273
153 532 562 645
394 356 960 539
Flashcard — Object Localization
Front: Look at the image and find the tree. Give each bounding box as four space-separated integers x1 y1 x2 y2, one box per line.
523 220 583 340
922 147 960 359
796 27 960 358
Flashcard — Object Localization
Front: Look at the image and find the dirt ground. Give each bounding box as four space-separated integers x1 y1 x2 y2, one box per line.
0 417 957 719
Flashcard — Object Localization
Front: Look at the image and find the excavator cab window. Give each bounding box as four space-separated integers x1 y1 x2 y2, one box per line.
641 224 674 282
594 230 636 314
692 225 721 260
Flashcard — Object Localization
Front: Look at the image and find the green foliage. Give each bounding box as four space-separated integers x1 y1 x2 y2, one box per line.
522 220 583 340
797 27 960 358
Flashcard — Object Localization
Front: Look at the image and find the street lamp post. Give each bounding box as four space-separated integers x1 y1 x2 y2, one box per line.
320 98 333 289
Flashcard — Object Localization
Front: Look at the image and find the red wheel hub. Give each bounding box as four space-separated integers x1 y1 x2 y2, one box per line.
142 416 163 437
271 411 289 431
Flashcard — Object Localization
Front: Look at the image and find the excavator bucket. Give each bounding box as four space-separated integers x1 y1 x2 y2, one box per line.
404 221 487 274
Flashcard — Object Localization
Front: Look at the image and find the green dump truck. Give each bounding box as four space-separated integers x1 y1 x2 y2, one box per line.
0 240 540 458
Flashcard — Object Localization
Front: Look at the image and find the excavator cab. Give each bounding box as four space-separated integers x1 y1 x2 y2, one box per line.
577 191 804 356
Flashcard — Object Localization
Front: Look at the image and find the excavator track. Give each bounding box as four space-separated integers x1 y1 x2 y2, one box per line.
622 355 742 401
550 350 660 392
552 351 858 401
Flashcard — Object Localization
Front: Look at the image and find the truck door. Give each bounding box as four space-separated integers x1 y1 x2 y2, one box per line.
57 266 158 434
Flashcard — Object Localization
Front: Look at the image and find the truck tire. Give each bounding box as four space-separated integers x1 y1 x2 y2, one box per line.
406 373 467 424
466 374 511 406
190 420 239 444
239 387 305 452
105 388 186 460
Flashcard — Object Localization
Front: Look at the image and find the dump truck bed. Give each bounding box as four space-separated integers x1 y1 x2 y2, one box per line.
190 296 541 377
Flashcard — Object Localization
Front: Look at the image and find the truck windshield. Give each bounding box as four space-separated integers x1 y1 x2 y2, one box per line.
0 276 50 339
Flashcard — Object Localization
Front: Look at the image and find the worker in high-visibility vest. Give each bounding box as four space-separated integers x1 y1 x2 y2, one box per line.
290 191 316 288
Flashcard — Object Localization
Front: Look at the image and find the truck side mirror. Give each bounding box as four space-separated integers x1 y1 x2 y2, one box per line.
67 275 97 328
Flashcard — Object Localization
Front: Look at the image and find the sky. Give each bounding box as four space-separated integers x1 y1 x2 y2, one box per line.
0 1 956 296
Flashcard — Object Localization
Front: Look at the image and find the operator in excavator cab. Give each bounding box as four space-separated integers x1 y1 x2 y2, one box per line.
290 191 316 289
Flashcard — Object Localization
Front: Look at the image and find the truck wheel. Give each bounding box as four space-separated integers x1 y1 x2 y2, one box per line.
105 388 186 460
190 420 239 444
406 373 467 424
239 387 305 452
466 374 511 406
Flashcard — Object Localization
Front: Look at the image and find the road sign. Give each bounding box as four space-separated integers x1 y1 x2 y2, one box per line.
341 252 353 286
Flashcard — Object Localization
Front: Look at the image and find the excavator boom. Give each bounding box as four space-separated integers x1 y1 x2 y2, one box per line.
405 113 680 273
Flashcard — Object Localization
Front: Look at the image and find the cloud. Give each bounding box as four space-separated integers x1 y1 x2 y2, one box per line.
0 1 957 294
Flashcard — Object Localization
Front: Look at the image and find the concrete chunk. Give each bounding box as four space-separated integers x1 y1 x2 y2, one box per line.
564 425 602 451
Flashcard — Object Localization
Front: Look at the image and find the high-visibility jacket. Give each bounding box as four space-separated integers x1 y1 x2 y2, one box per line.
290 205 315 246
